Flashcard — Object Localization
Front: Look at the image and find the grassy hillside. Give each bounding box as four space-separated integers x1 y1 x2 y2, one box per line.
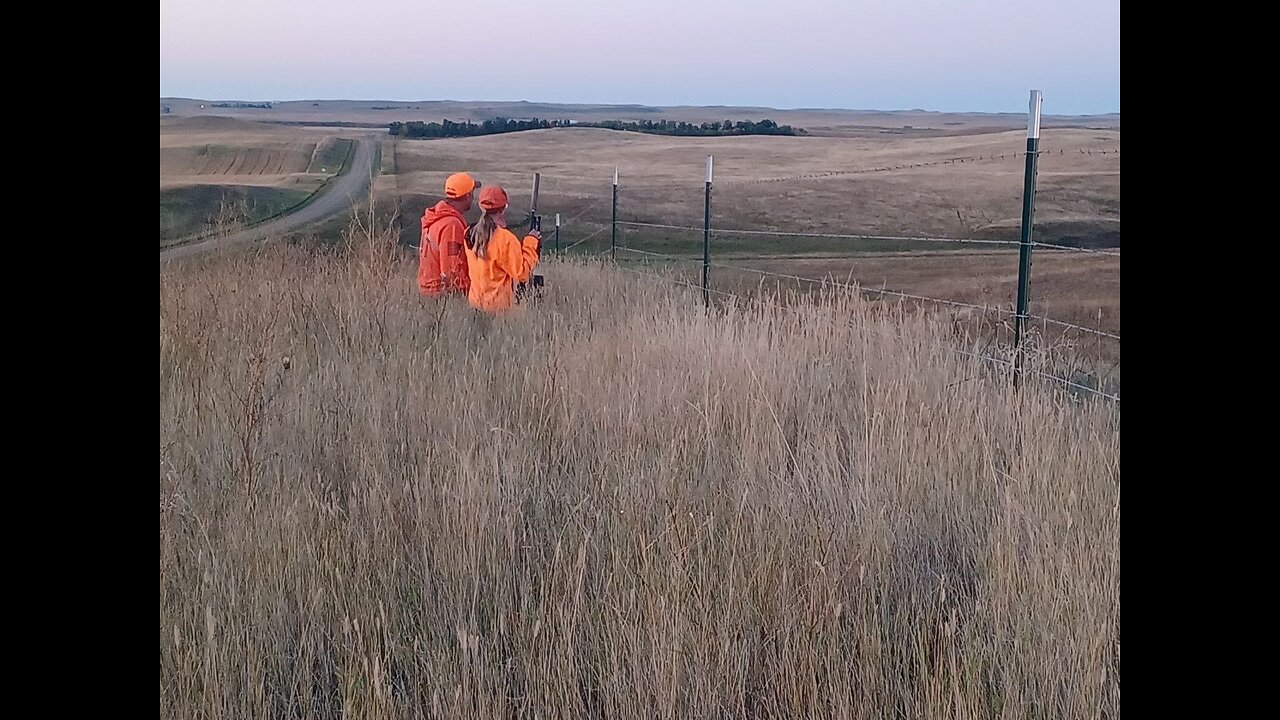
159 224 1120 718
387 127 1119 246
370 128 1121 372
307 137 355 174
159 118 363 245
159 185 311 245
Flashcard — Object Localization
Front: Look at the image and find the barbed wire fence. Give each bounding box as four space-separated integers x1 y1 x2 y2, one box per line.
615 259 1121 402
610 245 1120 401
544 91 1119 402
399 94 1118 400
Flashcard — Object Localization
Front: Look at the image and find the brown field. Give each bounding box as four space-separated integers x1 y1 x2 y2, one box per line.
161 108 1118 373
160 224 1121 717
624 249 1119 362
160 116 373 244
159 116 350 193
160 98 1121 715
378 125 1118 377
386 126 1118 241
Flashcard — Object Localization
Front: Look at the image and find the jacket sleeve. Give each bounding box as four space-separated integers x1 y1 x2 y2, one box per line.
495 230 540 284
439 217 469 287
417 221 441 292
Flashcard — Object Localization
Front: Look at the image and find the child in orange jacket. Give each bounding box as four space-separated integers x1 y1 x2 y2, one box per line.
462 186 541 313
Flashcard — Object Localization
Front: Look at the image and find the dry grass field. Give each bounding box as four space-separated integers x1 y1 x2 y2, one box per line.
378 125 1118 376
159 215 1120 717
636 251 1120 373
160 116 341 190
159 97 1122 715
158 107 1118 374
386 126 1118 242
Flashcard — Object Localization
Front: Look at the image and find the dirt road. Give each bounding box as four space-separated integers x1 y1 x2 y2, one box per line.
160 135 378 262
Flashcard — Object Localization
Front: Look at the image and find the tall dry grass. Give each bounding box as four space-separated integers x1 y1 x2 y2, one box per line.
159 223 1120 718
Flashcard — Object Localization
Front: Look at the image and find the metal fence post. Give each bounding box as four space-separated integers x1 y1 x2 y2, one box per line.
611 167 618 262
1013 90 1043 389
703 155 713 307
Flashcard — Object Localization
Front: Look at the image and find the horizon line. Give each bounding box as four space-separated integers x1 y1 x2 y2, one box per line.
158 96 1121 118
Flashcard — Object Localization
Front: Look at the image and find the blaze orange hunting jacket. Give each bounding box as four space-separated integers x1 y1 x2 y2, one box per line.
463 227 540 313
418 202 470 296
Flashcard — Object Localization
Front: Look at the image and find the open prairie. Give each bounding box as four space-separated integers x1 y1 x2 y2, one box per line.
378 124 1119 374
160 93 1120 717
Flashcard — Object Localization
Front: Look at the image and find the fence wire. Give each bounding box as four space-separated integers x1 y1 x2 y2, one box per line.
616 248 1119 343
405 144 1119 399
612 260 1119 402
617 221 1021 248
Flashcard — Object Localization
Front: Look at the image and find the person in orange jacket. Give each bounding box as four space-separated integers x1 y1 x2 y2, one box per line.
463 186 541 314
418 172 479 296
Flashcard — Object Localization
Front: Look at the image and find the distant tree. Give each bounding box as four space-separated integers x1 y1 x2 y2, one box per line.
386 116 802 139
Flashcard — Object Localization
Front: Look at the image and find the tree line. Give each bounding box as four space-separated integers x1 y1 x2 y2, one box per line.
389 117 804 139
585 118 802 136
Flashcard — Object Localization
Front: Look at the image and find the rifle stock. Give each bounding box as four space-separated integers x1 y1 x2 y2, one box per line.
516 172 545 302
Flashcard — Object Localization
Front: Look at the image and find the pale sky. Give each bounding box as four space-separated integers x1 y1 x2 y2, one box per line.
159 0 1120 115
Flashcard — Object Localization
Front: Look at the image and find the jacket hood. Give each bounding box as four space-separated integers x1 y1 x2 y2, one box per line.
423 201 466 229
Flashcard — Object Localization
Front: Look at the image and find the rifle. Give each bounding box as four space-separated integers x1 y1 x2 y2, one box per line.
515 172 545 301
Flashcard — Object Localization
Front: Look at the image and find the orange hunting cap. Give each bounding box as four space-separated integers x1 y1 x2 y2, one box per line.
478 185 509 211
444 172 478 199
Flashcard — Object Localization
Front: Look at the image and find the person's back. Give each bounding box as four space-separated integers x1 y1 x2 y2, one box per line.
463 186 541 314
419 203 469 295
418 173 477 296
